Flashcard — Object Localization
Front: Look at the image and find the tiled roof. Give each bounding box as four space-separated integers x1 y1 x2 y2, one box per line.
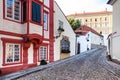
67 11 112 17
75 25 103 37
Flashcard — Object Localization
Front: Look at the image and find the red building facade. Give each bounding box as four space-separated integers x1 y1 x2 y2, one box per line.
0 0 54 75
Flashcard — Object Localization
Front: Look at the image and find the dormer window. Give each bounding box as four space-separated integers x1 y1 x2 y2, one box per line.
5 0 21 21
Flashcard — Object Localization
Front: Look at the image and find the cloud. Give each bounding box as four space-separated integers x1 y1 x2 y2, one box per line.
55 0 112 15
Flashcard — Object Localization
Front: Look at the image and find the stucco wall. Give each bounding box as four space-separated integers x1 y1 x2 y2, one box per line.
111 0 120 61
29 23 43 35
54 2 76 61
90 32 103 45
77 34 90 53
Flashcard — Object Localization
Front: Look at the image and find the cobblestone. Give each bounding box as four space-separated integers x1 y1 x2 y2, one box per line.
5 47 120 80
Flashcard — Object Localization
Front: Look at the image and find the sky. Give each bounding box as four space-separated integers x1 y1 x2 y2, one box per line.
54 0 112 15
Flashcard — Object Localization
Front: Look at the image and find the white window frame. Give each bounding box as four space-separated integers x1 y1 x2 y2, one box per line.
5 0 21 21
44 12 48 30
5 43 20 63
39 46 47 60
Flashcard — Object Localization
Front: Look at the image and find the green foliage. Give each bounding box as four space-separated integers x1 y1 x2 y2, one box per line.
68 18 81 30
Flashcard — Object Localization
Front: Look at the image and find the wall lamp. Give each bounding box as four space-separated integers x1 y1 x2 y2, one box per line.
54 27 64 39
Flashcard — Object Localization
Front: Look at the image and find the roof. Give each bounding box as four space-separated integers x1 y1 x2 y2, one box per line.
75 25 103 37
67 11 112 17
107 0 117 5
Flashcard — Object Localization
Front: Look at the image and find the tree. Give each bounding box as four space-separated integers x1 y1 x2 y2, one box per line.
68 18 81 30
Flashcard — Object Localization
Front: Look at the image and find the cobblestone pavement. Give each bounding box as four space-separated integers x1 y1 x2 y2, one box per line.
15 47 120 80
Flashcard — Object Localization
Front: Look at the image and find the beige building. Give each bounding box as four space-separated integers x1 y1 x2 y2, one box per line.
107 0 120 61
67 10 112 46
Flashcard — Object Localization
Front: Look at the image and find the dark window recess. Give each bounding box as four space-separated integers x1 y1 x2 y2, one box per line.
32 2 41 23
61 38 70 53
23 1 26 22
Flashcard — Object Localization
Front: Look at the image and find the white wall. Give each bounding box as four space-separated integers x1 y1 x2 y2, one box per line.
54 2 76 61
29 23 43 35
28 43 34 64
111 0 120 61
90 32 103 45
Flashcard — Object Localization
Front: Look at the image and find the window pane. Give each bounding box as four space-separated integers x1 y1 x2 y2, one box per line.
6 0 21 21
14 44 20 61
14 0 20 20
32 2 41 23
23 1 26 21
6 44 13 62
39 46 47 60
6 43 20 63
44 13 48 30
7 0 13 18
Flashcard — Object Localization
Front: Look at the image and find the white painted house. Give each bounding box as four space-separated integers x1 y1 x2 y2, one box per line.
107 0 120 61
75 25 104 54
54 2 76 61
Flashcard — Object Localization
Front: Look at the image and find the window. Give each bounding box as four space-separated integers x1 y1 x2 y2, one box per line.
85 19 87 22
32 2 41 23
6 0 21 21
39 46 47 60
90 23 92 28
95 18 97 22
61 36 70 53
95 23 97 28
22 1 26 22
100 17 102 22
59 20 63 29
90 18 92 22
6 43 20 63
44 12 48 30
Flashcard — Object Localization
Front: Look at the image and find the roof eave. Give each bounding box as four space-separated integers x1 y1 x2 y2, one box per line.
107 0 117 5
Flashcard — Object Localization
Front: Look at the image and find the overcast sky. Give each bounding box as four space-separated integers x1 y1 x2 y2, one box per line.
55 0 112 15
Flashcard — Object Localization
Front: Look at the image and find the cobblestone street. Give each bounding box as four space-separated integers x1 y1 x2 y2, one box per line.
3 47 120 80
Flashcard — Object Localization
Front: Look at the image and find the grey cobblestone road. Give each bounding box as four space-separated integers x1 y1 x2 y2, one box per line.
15 47 120 80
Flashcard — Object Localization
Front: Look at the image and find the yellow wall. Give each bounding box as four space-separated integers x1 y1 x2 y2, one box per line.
67 11 112 35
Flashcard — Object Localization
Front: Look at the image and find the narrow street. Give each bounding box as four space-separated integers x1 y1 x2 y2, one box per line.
4 47 120 80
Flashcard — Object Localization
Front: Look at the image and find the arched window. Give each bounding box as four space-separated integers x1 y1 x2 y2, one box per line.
61 36 70 53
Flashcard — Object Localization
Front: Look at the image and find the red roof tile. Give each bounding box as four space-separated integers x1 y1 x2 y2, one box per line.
67 11 112 17
75 25 103 37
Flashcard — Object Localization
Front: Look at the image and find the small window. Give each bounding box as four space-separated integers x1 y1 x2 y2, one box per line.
32 2 41 23
59 20 63 29
61 36 70 53
95 18 97 22
5 0 21 21
44 12 48 30
39 46 47 60
95 23 97 28
6 43 20 63
90 18 92 22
